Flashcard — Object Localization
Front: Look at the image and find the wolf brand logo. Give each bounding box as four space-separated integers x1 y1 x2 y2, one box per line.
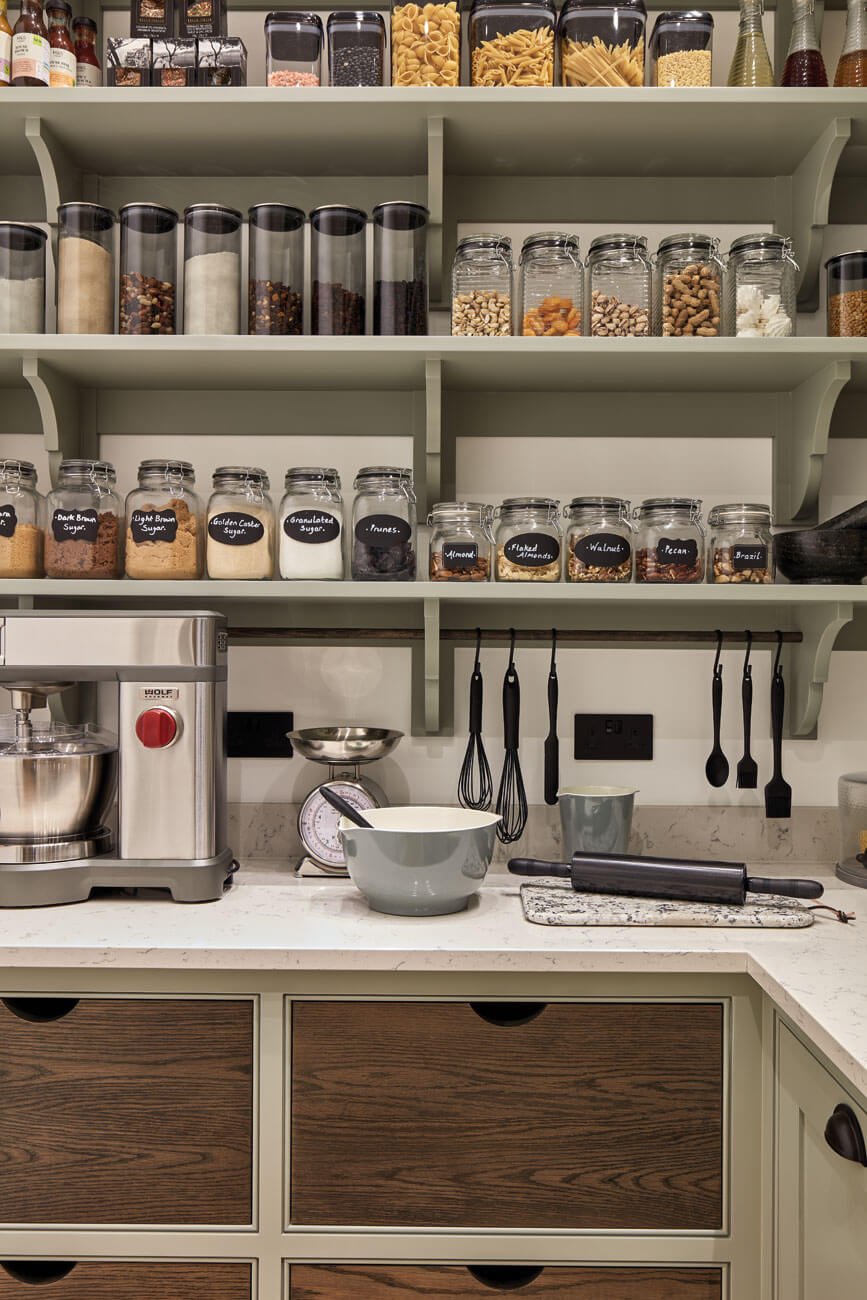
140 687 179 701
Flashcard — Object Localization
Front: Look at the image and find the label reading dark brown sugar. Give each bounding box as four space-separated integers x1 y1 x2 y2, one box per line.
131 508 178 544
284 510 341 545
732 543 768 571
0 505 17 539
443 541 478 570
355 514 411 548
208 511 265 546
52 508 99 543
574 532 631 567
656 536 698 566
504 532 560 568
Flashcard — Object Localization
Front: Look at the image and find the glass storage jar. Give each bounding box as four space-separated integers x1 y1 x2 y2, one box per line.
352 466 417 581
469 0 556 86
44 459 123 580
310 204 366 336
279 467 344 580
11 0 49 87
564 496 633 582
125 459 203 581
73 15 101 84
587 233 650 336
656 232 723 339
429 502 493 581
826 251 867 337
327 10 385 85
0 459 43 579
781 0 826 85
649 10 713 85
391 0 461 86
726 233 797 338
248 203 304 335
183 204 242 336
57 203 114 335
707 502 773 585
452 234 513 336
727 0 773 85
206 467 274 580
559 0 646 86
494 496 562 581
0 222 46 333
520 231 583 337
835 0 867 85
634 497 704 583
265 10 322 85
373 201 428 336
119 202 177 335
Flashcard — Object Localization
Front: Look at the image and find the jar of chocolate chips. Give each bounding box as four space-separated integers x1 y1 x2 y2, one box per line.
429 502 493 581
44 459 123 580
352 466 417 581
125 459 203 580
707 502 773 584
119 202 178 336
634 497 705 583
248 203 304 336
564 496 633 582
373 201 428 336
310 204 366 335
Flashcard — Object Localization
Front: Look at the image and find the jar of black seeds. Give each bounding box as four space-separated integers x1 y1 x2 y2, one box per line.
327 10 385 85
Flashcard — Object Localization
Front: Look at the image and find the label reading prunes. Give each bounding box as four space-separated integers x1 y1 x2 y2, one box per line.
503 532 560 568
208 511 265 546
732 543 768 572
131 508 179 544
574 532 631 568
284 510 341 545
442 542 478 570
355 513 411 548
656 536 699 567
0 504 17 539
51 508 99 543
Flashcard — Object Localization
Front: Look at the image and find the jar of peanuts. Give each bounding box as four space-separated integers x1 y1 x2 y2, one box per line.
390 0 461 86
587 233 651 337
564 496 633 582
707 503 774 584
265 11 323 87
520 232 583 338
649 10 713 85
469 0 557 86
656 233 724 338
634 497 704 583
559 0 647 87
452 234 514 336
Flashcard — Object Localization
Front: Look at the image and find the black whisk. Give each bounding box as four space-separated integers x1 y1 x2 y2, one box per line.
495 629 528 845
458 629 493 812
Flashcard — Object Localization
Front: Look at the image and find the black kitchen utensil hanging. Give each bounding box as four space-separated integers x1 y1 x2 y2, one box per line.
495 629 528 845
458 628 493 812
736 630 758 789
543 628 559 806
705 629 730 788
764 630 793 819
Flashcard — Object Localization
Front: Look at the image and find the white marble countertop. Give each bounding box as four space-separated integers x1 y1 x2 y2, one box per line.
1 862 865 1099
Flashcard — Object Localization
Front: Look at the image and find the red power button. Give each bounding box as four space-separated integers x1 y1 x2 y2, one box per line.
135 708 178 749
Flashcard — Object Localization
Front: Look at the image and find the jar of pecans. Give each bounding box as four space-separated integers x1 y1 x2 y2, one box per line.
124 459 203 581
0 459 44 579
391 0 461 86
452 234 514 337
520 232 583 337
494 497 562 581
429 502 493 581
587 234 651 337
656 233 724 338
634 497 704 583
707 503 773 584
44 459 123 580
564 496 633 582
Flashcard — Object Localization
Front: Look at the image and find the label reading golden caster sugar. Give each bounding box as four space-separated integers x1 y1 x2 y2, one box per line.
11 32 49 84
50 46 77 87
0 30 11 84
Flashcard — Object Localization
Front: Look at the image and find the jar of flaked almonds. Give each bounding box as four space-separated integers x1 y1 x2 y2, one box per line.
656 232 724 338
520 232 583 337
707 502 773 584
452 234 513 336
469 0 557 87
494 496 562 581
564 496 633 582
390 0 461 86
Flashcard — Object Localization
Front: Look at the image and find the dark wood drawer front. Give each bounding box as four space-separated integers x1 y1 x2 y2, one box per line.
0 1262 251 1300
0 997 254 1225
291 1001 723 1230
290 1265 723 1299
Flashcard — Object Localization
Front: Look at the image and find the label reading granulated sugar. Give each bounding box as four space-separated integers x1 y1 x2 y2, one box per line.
503 532 560 568
0 504 17 539
131 508 179 544
443 542 478 570
656 536 698 566
208 511 265 546
11 32 49 85
284 510 341 545
732 544 768 571
52 508 99 543
574 532 631 567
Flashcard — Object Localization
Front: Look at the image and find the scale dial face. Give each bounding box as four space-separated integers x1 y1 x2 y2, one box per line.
299 781 380 868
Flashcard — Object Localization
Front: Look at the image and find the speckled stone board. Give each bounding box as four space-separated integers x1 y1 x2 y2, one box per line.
520 879 815 928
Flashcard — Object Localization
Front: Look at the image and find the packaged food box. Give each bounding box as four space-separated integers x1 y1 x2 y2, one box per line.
178 0 226 40
153 36 196 85
130 0 174 40
107 37 152 86
196 36 247 85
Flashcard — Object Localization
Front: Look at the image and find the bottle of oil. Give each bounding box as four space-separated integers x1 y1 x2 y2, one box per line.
781 0 828 85
835 0 867 85
728 0 774 85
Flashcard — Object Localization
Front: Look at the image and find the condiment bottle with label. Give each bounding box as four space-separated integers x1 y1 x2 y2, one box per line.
44 459 123 580
494 497 562 582
206 467 274 581
47 0 75 85
73 15 101 85
279 468 344 580
351 466 417 581
0 0 13 85
125 459 203 581
0 459 43 579
564 497 633 582
707 503 773 584
11 0 49 86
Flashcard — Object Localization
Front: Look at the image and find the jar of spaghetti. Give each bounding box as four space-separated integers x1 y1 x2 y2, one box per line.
559 0 646 86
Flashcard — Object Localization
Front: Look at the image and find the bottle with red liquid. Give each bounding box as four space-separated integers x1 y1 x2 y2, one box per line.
781 0 827 85
835 0 867 85
47 0 76 86
11 0 49 87
72 15 101 85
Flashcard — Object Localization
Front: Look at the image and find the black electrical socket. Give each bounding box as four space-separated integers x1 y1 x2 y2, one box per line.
574 713 653 761
227 711 294 759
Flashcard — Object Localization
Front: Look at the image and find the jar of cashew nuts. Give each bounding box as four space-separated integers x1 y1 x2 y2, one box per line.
520 232 583 337
391 0 461 86
656 233 724 338
452 233 513 336
494 496 562 581
707 503 774 584
564 496 633 582
469 0 557 86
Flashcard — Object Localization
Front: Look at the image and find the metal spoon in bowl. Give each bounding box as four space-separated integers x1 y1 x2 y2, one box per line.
320 784 374 829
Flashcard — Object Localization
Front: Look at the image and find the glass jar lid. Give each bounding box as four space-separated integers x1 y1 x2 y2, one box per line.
58 203 115 235
498 496 560 522
265 10 324 30
0 459 37 486
729 232 789 258
707 502 772 526
429 501 492 524
284 466 341 489
354 465 413 487
310 205 367 236
456 233 513 258
213 465 270 490
652 9 713 27
372 202 429 231
58 458 116 482
118 203 179 234
589 233 648 256
565 495 630 514
561 0 646 12
137 458 196 484
825 250 867 275
634 496 702 517
657 232 717 257
0 222 47 253
184 203 243 235
328 9 385 27
249 203 306 232
470 0 556 13
521 231 581 261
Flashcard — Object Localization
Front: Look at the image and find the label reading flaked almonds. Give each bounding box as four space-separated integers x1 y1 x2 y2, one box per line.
503 532 560 568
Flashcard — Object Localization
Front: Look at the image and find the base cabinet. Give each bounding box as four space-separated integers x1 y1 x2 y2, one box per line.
289 1265 723 1298
0 1262 252 1300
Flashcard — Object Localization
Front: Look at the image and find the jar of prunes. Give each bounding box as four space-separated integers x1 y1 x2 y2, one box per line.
469 0 557 86
125 459 203 581
44 459 123 580
634 497 704 583
0 459 43 579
327 10 385 85
352 466 417 582
707 502 773 584
494 496 562 581
564 496 633 582
429 502 493 581
279 467 344 580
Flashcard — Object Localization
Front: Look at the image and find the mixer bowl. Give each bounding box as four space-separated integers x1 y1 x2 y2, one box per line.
0 726 118 841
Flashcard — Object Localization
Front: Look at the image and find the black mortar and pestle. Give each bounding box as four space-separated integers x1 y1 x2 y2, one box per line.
776 499 867 584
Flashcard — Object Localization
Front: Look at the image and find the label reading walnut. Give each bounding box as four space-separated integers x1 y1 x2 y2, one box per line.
51 508 99 543
732 544 768 572
131 508 179 544
574 532 631 567
656 536 699 566
504 532 560 568
0 504 17 539
442 541 478 570
208 511 265 547
284 510 341 545
355 514 412 547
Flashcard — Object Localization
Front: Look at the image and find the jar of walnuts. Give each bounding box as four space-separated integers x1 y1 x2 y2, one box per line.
564 496 633 582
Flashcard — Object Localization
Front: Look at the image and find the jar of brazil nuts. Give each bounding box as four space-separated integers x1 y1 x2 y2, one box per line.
494 496 562 581
634 496 704 583
564 496 633 582
707 502 773 584
587 234 651 336
429 502 493 581
657 232 724 338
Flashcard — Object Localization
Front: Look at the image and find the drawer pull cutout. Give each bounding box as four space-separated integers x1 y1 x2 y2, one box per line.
824 1103 867 1166
469 1002 546 1027
1 998 79 1023
467 1267 544 1290
1 1264 76 1285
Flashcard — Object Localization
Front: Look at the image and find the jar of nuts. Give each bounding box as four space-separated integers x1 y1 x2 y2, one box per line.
391 0 461 86
469 0 557 87
650 10 713 85
587 233 651 337
634 497 705 583
656 233 724 339
118 203 178 336
520 232 583 338
494 496 562 581
726 233 797 338
564 496 633 582
826 250 867 337
452 234 514 337
707 503 773 585
429 502 493 581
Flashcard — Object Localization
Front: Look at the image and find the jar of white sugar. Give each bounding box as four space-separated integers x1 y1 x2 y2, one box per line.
279 467 344 580
0 222 46 333
207 467 274 580
183 203 242 335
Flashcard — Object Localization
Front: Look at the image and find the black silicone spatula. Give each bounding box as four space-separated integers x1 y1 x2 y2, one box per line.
320 785 374 829
764 633 792 819
705 630 729 788
543 629 559 807
736 631 758 789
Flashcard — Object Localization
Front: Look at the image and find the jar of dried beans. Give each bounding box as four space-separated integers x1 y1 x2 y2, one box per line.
429 502 493 581
587 233 651 337
352 466 417 581
119 202 178 336
310 204 366 336
391 0 461 86
0 459 43 579
520 232 583 337
656 233 723 338
826 250 867 337
634 497 704 583
327 10 385 85
469 0 556 86
248 204 304 336
494 497 562 581
564 496 633 582
707 503 773 584
559 0 646 87
44 459 123 580
452 234 513 337
207 467 275 580
125 459 203 581
265 10 322 86
726 233 797 338
650 9 713 85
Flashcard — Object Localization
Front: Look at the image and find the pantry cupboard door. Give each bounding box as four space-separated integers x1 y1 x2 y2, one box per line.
0 1262 252 1300
288 1264 723 1299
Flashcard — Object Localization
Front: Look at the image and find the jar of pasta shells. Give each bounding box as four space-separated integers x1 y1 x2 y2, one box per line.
520 232 583 337
470 0 556 86
707 503 774 584
452 234 513 336
656 233 724 339
391 0 461 86
564 497 633 582
559 0 646 86
494 496 562 581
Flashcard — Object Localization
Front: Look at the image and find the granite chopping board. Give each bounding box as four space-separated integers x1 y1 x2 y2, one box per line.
520 878 815 928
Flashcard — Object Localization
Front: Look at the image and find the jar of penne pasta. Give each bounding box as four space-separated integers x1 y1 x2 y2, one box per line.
390 0 461 86
559 0 646 86
469 0 556 86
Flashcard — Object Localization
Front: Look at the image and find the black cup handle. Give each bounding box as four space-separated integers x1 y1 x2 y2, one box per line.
469 1002 546 1027
824 1103 867 1166
1 1264 77 1285
467 1266 544 1290
1 998 79 1023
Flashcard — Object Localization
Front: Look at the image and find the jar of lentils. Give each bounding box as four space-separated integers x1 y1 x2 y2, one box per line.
494 497 562 581
587 234 651 336
429 502 493 581
657 233 724 338
452 234 513 336
707 503 773 584
727 233 798 338
634 497 704 583
564 496 633 582
520 232 583 337
352 466 417 581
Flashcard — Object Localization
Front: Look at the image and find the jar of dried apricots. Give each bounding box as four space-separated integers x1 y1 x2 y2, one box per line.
390 1 461 86
519 232 583 337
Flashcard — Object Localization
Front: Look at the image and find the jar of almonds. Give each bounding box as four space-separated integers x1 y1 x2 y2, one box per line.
656 233 724 338
707 503 774 584
564 496 633 582
494 497 562 581
634 497 704 583
429 502 493 581
391 0 461 86
452 234 514 336
520 232 583 337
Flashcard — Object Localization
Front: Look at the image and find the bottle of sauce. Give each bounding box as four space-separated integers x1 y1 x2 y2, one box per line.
835 0 867 85
0 0 12 86
780 0 827 85
72 15 100 85
11 0 49 86
47 0 75 86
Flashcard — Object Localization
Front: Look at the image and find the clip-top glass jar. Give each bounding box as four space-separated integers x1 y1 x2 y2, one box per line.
44 459 123 580
650 10 713 85
310 204 366 336
57 203 115 336
520 232 583 337
119 202 177 336
125 459 203 581
0 459 43 579
452 234 513 337
657 233 723 339
327 10 385 85
587 233 650 336
469 0 557 86
727 233 797 338
634 497 704 583
391 0 461 86
826 251 867 337
559 0 646 86
207 467 274 580
429 502 493 581
0 222 46 333
564 497 633 582
265 10 323 85
352 466 417 582
184 204 242 336
279 467 344 580
248 204 304 336
707 503 773 585
495 497 562 582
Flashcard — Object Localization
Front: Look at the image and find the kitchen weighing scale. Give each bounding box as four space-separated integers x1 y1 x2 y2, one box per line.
288 726 403 876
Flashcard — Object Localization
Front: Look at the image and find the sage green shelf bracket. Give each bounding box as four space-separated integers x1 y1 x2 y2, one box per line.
411 595 454 737
789 600 853 739
414 357 442 515
774 359 851 526
22 356 85 484
427 116 444 306
24 116 80 219
792 116 851 313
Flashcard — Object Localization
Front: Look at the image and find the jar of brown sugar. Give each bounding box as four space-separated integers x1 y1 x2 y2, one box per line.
0 459 44 579
125 459 203 580
44 459 123 579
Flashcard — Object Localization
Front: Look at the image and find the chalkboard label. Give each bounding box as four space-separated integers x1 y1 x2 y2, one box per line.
52 508 99 543
503 532 560 568
208 511 265 547
574 532 631 567
355 513 411 548
0 504 17 539
443 542 478 570
284 509 341 545
131 508 178 544
732 543 768 572
656 536 698 566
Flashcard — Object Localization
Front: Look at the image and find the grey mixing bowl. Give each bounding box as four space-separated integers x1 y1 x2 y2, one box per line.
339 806 500 916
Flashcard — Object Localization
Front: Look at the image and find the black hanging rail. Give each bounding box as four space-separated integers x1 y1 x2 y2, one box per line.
228 627 803 645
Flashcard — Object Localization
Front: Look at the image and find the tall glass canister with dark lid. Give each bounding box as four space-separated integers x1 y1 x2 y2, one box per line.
248 204 304 335
184 203 242 336
57 203 114 335
559 0 646 86
265 10 323 85
352 466 417 581
311 204 366 335
826 251 867 336
373 202 428 336
119 202 177 335
0 222 46 333
327 10 385 84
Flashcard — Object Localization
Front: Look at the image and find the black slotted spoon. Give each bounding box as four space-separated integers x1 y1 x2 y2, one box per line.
736 630 758 789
